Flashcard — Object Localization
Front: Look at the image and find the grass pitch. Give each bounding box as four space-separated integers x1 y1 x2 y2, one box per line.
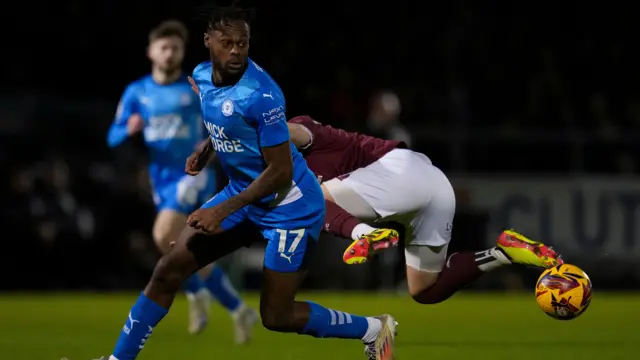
0 292 636 360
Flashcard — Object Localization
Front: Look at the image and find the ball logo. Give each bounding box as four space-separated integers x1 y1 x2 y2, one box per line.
538 274 580 295
221 100 234 117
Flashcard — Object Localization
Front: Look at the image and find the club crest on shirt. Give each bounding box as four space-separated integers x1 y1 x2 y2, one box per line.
222 99 234 116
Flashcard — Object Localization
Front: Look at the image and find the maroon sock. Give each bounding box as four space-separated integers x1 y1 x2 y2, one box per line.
324 200 360 239
412 249 502 304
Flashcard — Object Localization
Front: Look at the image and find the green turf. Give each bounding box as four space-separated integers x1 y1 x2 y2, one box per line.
0 292 636 360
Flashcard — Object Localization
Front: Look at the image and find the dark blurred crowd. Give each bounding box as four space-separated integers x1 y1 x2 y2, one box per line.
1 140 159 289
1 1 638 289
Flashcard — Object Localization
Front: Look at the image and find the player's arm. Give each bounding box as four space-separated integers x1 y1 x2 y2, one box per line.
287 123 312 148
199 123 219 165
198 138 219 166
106 84 140 148
185 137 215 175
287 115 327 150
221 94 292 213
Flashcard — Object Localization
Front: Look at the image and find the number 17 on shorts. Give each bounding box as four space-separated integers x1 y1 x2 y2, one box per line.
263 228 312 272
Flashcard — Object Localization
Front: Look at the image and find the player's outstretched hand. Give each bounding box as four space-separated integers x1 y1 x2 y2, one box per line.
187 207 224 234
188 76 200 96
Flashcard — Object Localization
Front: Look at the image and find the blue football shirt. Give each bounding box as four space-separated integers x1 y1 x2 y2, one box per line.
192 59 315 206
107 75 206 175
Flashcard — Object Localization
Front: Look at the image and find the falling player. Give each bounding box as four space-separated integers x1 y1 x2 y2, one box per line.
286 115 563 307
106 20 257 341
104 5 396 360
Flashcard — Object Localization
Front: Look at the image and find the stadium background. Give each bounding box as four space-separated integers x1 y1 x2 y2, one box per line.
0 1 637 359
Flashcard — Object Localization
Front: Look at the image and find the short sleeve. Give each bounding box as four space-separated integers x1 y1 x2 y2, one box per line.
248 91 289 148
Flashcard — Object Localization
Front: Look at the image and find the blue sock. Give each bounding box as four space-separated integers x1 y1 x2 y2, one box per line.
204 265 241 312
301 301 370 339
182 274 204 294
112 293 168 360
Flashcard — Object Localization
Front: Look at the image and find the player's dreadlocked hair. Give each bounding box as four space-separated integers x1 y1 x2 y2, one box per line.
197 1 256 31
149 20 189 43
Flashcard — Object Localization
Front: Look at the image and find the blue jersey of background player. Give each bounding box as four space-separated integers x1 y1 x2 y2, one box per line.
104 20 256 343
106 7 396 360
107 73 214 214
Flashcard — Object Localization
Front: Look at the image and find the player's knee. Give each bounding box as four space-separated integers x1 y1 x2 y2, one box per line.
259 296 296 332
410 287 440 304
260 309 295 333
153 229 172 253
153 210 187 253
406 267 440 304
151 252 194 292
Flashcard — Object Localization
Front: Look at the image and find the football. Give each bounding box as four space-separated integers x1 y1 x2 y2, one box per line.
535 264 592 320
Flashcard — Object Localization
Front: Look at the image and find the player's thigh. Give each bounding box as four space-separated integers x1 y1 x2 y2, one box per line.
320 182 335 202
187 187 251 267
160 225 205 275
153 209 187 253
408 171 456 250
404 189 455 295
187 223 259 269
322 179 378 220
404 244 449 296
148 224 254 298
199 187 248 229
259 221 320 313
262 224 318 275
151 178 199 249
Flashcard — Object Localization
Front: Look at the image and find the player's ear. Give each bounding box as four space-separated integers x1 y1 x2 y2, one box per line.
203 33 210 49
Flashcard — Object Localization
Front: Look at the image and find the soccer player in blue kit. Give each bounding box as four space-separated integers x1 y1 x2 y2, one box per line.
106 20 257 341
104 5 397 360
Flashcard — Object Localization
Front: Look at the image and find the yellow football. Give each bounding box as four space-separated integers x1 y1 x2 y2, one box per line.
535 264 592 320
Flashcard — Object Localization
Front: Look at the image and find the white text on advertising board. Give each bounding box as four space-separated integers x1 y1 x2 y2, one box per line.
451 177 640 257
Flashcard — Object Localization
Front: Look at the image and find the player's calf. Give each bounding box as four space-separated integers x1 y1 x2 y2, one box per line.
259 268 310 332
154 210 212 334
143 242 199 307
110 248 196 359
110 227 239 360
408 238 561 305
406 244 511 305
259 267 396 359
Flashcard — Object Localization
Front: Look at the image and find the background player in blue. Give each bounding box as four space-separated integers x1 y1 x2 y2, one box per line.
105 20 257 342
105 5 397 360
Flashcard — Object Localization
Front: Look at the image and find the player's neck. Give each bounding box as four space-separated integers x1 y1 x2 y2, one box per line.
212 67 245 87
151 68 182 85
